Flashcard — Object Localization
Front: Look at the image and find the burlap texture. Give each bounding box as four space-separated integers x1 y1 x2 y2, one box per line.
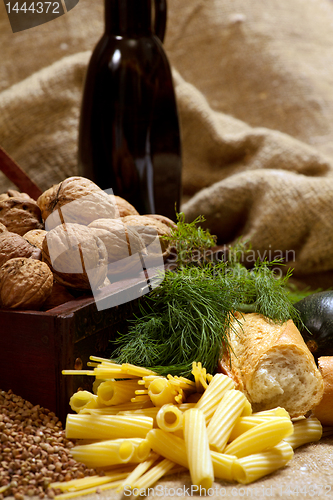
1 0 333 284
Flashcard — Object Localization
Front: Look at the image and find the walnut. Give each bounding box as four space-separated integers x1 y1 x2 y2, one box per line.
23 229 47 250
113 195 139 217
0 257 53 310
88 218 146 276
0 231 41 268
42 223 108 291
143 213 178 230
41 281 75 310
0 198 44 236
0 222 7 233
122 215 172 259
37 176 116 229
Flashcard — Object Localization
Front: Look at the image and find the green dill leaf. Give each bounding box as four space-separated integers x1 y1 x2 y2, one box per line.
162 212 217 267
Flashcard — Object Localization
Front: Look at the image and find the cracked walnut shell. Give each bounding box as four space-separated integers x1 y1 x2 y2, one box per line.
23 229 47 250
0 257 53 310
37 176 116 229
42 223 108 291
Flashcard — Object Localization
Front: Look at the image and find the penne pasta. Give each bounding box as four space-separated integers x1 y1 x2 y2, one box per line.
232 441 294 484
156 404 184 432
97 379 139 406
129 438 152 463
283 416 322 449
146 429 188 468
65 414 153 440
69 391 99 413
148 378 177 406
224 417 294 458
229 414 290 442
195 373 235 423
210 451 238 482
207 389 249 452
184 408 214 489
70 439 135 468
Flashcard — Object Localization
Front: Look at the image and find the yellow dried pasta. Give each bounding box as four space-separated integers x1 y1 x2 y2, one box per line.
61 359 323 498
195 373 235 423
65 414 153 440
184 408 214 489
224 417 294 458
156 404 184 432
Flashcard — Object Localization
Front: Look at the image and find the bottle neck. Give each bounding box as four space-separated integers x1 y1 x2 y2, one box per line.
104 0 153 36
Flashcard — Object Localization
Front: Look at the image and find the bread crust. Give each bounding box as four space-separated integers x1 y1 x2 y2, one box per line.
312 356 333 426
219 313 324 417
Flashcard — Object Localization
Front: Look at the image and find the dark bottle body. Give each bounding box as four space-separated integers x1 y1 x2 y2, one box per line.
78 0 182 220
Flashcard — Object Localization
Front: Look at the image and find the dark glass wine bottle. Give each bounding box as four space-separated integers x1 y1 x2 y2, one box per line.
78 0 182 221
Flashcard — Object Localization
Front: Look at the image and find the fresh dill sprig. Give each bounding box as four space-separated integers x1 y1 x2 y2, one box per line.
163 212 217 267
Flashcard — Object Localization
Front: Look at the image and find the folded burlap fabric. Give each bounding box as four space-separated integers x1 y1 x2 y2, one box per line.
1 0 333 284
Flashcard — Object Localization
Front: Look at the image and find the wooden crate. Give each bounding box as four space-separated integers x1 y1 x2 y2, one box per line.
0 274 148 424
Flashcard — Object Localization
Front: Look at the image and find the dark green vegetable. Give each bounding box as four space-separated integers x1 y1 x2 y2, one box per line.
294 291 333 360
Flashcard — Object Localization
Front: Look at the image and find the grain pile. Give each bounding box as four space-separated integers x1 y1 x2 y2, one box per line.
0 389 96 499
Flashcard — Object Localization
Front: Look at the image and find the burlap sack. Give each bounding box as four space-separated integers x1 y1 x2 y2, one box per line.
1 0 333 284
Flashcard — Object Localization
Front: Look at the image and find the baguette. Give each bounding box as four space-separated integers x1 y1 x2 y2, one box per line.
219 313 324 418
312 356 333 426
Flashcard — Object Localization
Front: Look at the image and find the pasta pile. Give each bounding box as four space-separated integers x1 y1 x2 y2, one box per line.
54 358 323 498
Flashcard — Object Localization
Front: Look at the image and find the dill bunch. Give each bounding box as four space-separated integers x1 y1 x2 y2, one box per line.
112 216 302 377
112 264 237 378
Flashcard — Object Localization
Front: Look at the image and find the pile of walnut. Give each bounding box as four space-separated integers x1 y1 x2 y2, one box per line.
0 177 176 311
